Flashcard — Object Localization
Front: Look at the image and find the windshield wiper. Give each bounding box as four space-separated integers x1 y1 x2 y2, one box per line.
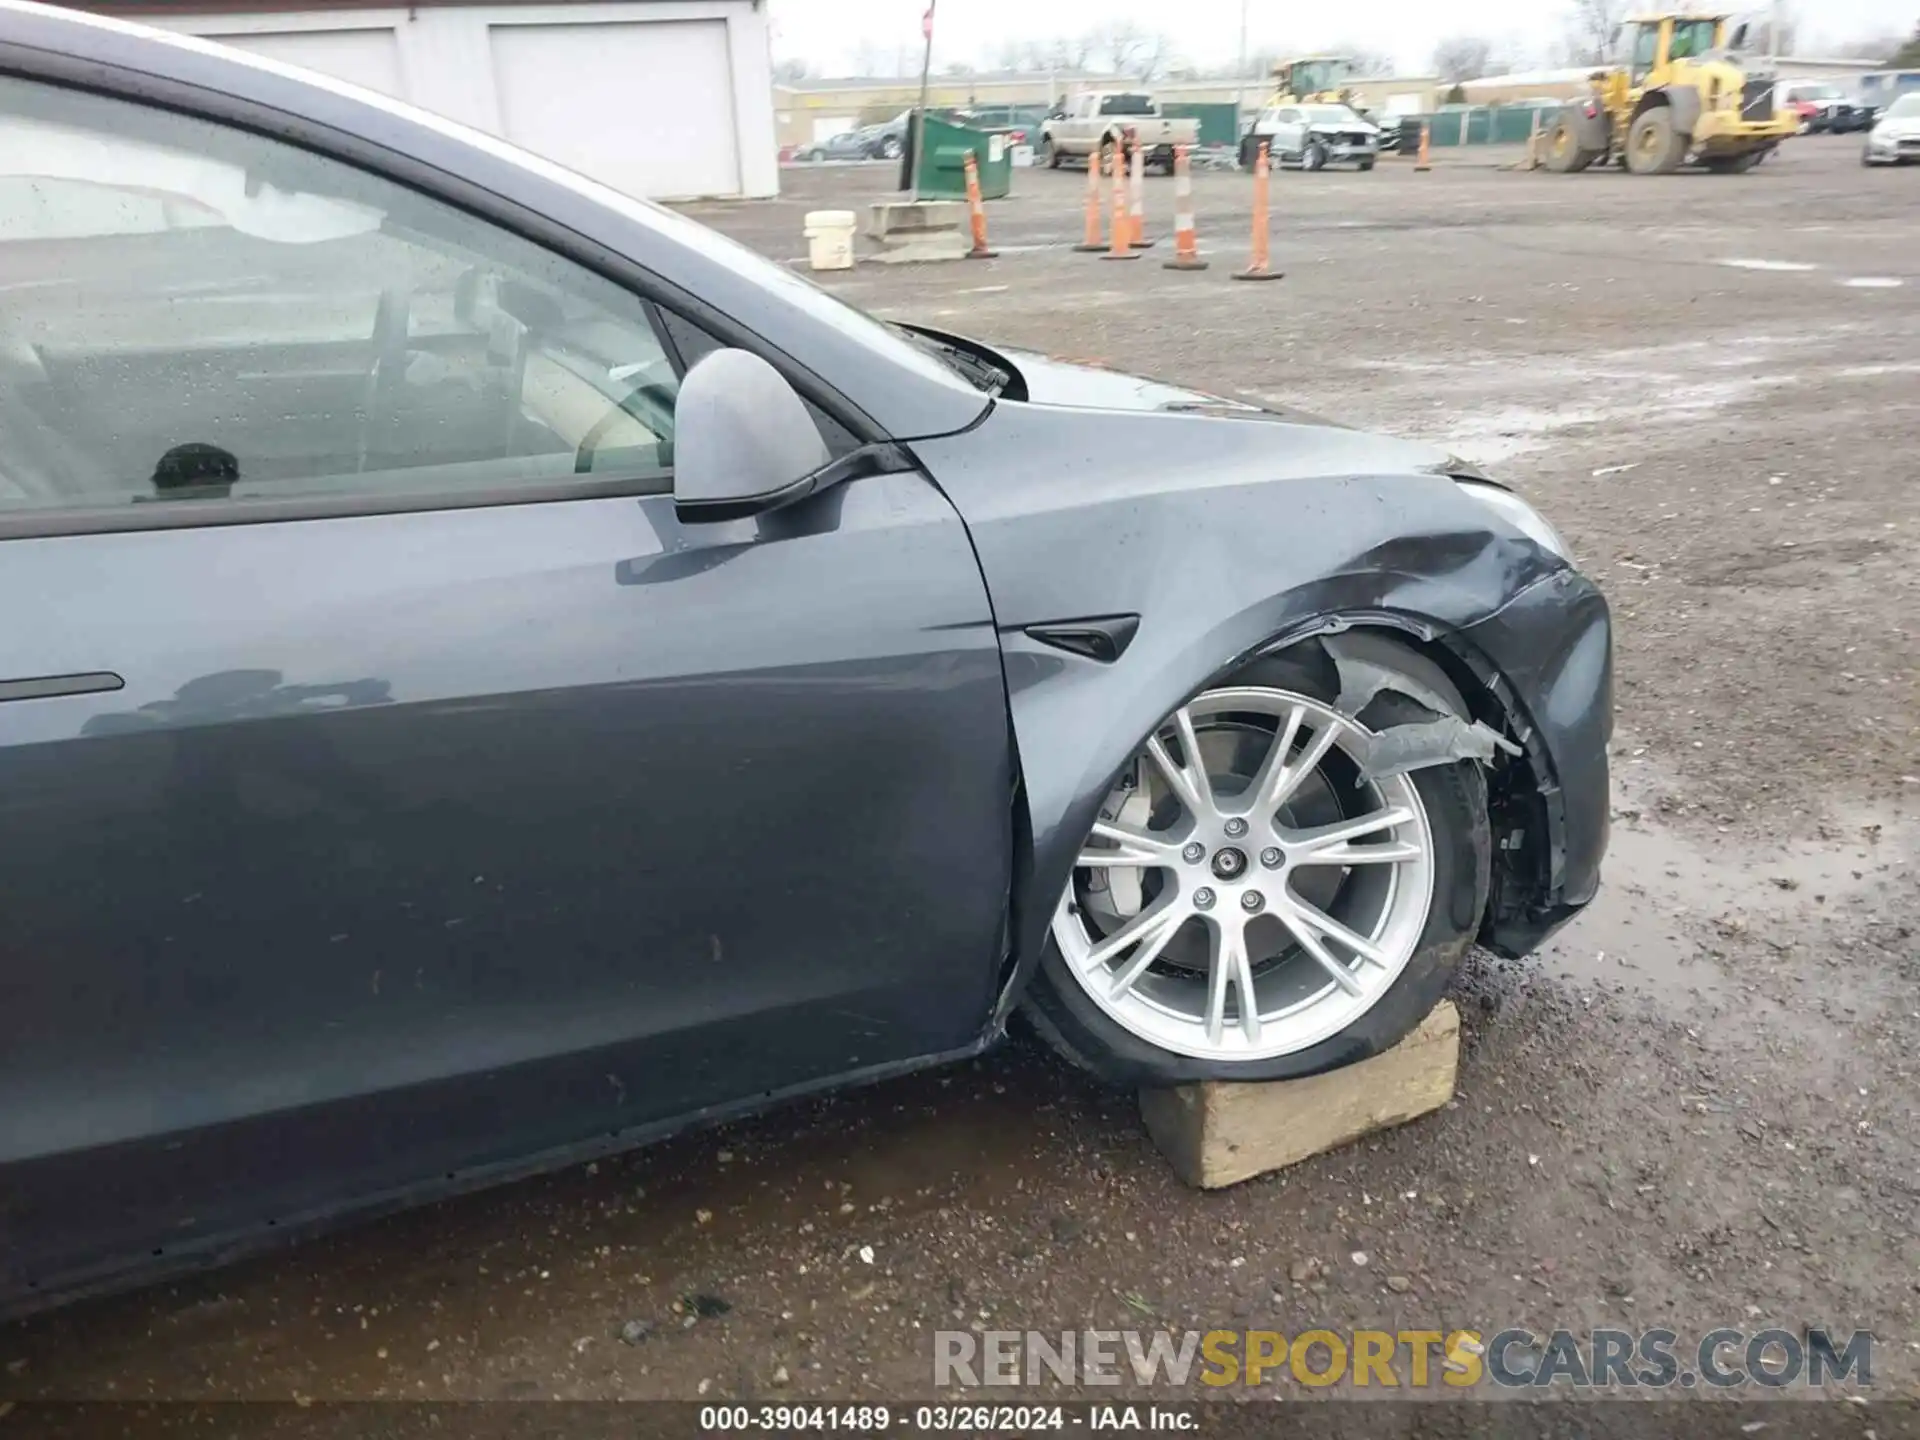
897 326 1009 395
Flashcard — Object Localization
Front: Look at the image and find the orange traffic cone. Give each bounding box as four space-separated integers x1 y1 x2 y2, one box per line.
1163 144 1207 271
1073 146 1105 252
962 152 997 259
1415 121 1432 171
1233 141 1284 282
1102 141 1137 261
1126 129 1155 248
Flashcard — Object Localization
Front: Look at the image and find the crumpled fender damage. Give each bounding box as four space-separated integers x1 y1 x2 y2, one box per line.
907 402 1612 1024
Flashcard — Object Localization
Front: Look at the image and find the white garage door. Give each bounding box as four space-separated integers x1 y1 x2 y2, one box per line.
207 28 404 98
490 20 740 201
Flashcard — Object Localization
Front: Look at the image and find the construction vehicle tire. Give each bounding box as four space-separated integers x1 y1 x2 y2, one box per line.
1626 106 1687 174
1543 118 1591 172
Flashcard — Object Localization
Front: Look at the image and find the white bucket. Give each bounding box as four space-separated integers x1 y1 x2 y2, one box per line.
803 209 857 271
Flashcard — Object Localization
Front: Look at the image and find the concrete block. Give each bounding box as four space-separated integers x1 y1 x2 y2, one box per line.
864 199 966 240
1138 1001 1459 1190
867 229 971 264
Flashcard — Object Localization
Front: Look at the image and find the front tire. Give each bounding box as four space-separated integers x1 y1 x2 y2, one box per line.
1543 114 1597 172
1302 140 1328 172
1042 137 1060 169
878 136 903 161
1024 640 1491 1087
1625 106 1687 174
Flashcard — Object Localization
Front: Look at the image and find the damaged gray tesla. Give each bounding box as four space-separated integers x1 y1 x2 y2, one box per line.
0 0 1608 1311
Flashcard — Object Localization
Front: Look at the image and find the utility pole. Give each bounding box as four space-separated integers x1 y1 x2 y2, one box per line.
1236 0 1250 112
912 0 936 199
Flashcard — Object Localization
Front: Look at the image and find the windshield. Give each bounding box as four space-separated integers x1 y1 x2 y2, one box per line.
1302 105 1362 123
1888 94 1920 118
1668 20 1718 58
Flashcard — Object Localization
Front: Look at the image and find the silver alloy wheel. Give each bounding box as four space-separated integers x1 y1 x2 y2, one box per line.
1050 687 1435 1061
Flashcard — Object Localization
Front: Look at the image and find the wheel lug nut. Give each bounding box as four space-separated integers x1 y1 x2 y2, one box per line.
1182 841 1206 863
1223 817 1248 838
1241 890 1265 913
1260 847 1283 869
1193 887 1215 910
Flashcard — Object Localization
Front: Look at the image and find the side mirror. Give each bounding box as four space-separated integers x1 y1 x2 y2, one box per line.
673 349 831 524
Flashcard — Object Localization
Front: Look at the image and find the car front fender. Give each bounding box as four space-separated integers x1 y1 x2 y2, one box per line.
910 403 1592 1017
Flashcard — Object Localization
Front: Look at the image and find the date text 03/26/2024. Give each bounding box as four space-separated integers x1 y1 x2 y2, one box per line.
698 1405 1193 1431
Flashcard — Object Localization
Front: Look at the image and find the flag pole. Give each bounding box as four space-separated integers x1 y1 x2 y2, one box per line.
911 0 936 200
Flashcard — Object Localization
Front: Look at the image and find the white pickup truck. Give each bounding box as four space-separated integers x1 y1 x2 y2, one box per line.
1038 92 1200 172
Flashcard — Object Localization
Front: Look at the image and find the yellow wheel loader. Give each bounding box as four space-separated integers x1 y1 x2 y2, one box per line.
1268 57 1359 107
1541 11 1796 175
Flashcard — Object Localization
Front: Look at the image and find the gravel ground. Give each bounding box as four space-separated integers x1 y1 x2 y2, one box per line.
4 140 1917 1417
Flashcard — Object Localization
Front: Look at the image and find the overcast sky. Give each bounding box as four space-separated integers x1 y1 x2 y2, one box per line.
767 0 1915 77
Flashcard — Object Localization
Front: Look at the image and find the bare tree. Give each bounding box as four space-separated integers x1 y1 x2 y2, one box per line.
1089 19 1151 76
1896 22 1920 66
1830 32 1905 61
1744 14 1799 55
1056 32 1097 73
1431 35 1496 84
1345 48 1397 78
1560 0 1630 67
1133 30 1175 81
850 40 881 78
772 57 809 84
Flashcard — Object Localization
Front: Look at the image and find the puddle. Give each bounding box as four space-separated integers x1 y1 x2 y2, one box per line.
1414 373 1799 464
1425 404 1606 462
1536 764 1911 1033
1840 277 1904 289
1838 361 1920 378
1717 258 1818 273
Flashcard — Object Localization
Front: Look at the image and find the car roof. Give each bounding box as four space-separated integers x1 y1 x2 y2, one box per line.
0 0 989 440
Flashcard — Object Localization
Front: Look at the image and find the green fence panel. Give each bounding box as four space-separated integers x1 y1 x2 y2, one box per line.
1161 103 1242 149
1492 104 1560 143
1410 105 1561 147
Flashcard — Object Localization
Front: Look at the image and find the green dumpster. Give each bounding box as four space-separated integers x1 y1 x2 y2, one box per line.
910 112 1012 200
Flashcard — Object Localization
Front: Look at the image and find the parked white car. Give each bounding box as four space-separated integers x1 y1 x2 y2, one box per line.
1240 103 1381 172
1862 92 1920 166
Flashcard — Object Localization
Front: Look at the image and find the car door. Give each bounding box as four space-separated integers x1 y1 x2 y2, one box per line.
0 73 1012 1295
1272 108 1305 158
1072 94 1100 147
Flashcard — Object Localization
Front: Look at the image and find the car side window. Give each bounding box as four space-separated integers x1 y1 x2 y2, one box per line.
0 76 680 521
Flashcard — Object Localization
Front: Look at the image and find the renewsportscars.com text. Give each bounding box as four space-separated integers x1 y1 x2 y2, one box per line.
934 1327 1872 1390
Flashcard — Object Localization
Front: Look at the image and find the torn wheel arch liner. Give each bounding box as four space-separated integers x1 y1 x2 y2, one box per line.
987 582 1611 1029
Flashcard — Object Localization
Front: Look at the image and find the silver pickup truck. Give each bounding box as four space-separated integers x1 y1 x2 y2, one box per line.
1039 92 1200 172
